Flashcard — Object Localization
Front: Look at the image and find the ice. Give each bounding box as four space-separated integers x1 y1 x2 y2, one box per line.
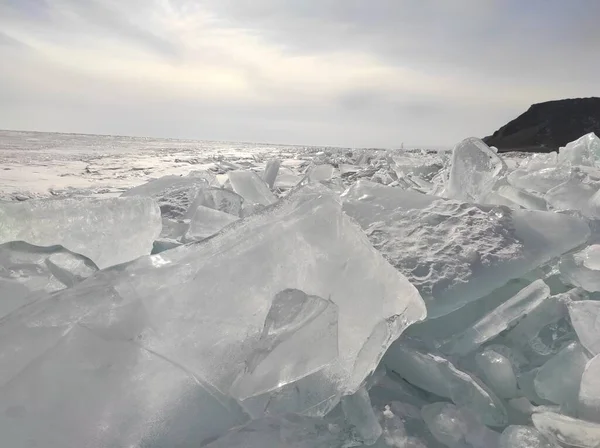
558 132 600 167
506 289 583 361
496 185 548 211
0 184 425 446
384 340 507 426
274 166 303 190
446 137 507 202
121 175 209 219
568 300 600 355
0 241 97 318
533 412 600 448
203 414 346 448
560 246 600 292
578 355 600 423
499 426 559 448
545 175 599 215
522 152 558 172
534 342 591 410
508 167 573 194
308 164 335 183
421 403 500 448
262 159 281 189
183 205 239 242
342 181 589 318
189 187 244 217
0 197 161 269
227 170 277 208
441 280 550 356
230 289 338 401
474 347 518 399
0 324 250 448
341 387 383 445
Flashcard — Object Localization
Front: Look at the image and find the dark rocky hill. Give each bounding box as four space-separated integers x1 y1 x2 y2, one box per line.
483 97 600 153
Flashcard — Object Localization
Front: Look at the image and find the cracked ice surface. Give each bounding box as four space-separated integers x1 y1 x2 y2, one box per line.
342 181 589 317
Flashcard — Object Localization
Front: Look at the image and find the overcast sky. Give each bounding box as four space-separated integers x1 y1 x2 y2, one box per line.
1 0 598 148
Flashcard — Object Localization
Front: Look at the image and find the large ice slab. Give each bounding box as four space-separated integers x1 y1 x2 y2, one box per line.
558 132 600 167
534 342 590 410
446 137 507 202
508 167 573 194
441 280 550 356
533 412 600 448
121 175 209 219
227 170 277 208
421 402 501 447
499 426 559 448
578 354 600 423
560 245 600 292
0 241 97 318
0 197 161 269
568 300 600 355
183 205 240 242
0 184 426 446
384 339 507 426
342 181 589 317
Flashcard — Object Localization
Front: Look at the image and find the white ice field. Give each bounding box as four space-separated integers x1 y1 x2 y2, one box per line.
1 129 600 447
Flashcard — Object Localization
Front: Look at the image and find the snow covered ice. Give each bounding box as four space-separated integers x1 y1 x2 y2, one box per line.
3 130 600 446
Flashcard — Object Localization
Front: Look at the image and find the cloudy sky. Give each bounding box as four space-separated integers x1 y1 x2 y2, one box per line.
1 0 598 147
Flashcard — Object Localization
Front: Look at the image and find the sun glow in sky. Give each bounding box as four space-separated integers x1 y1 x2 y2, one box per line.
1 0 599 147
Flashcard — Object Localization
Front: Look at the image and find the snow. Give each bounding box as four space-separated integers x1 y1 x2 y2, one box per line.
2 129 600 446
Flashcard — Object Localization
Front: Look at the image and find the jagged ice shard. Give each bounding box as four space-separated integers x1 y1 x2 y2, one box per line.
446 137 507 202
0 184 426 447
0 197 161 269
342 180 589 318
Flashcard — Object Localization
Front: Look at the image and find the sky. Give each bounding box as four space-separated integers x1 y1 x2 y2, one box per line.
0 0 599 148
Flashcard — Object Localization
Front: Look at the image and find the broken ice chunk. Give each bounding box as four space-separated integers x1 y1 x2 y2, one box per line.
262 159 281 189
0 183 426 441
533 412 600 448
545 176 599 215
506 289 584 362
203 414 346 448
569 300 600 355
446 137 507 202
578 354 600 423
183 205 239 242
0 241 97 318
227 170 277 207
384 340 507 426
308 164 335 183
230 289 338 400
499 426 559 448
274 167 303 191
534 342 591 410
0 325 250 448
496 185 548 211
421 403 501 448
189 187 244 217
558 132 600 167
341 387 382 445
0 197 161 269
508 167 574 194
560 246 600 292
121 175 209 219
474 348 518 399
342 181 589 318
442 280 550 356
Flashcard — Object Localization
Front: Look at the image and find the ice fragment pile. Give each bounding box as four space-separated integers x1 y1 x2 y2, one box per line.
1 132 600 446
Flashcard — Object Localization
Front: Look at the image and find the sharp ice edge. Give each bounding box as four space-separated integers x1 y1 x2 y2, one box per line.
2 132 600 446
